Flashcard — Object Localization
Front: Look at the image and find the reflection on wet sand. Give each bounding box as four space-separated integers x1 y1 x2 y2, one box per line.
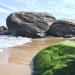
0 37 63 75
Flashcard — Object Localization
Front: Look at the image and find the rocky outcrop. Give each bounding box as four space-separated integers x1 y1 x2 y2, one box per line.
46 20 75 38
33 40 75 75
6 12 55 38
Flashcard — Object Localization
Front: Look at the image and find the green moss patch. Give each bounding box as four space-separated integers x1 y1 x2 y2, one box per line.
33 40 75 75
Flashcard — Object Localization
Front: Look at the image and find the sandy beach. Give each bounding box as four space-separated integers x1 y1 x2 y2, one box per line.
0 37 63 75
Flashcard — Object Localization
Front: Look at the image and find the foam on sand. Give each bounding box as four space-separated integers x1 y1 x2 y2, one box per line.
0 35 31 48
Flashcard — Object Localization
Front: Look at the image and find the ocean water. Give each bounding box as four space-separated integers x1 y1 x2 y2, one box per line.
0 35 31 49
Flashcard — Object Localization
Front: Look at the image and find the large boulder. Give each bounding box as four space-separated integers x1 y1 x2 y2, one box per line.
46 20 75 38
6 12 55 38
33 40 75 75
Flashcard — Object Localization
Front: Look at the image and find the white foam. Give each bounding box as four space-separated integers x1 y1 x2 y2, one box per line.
0 49 3 52
0 35 32 48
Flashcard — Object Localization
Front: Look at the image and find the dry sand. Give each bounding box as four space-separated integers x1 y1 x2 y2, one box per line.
0 37 63 75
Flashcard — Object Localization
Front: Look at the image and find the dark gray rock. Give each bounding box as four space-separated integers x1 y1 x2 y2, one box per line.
6 12 55 38
0 26 10 35
46 20 75 38
0 26 7 32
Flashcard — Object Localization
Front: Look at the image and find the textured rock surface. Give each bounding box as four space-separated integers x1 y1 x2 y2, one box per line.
6 12 55 38
33 40 75 75
47 20 75 38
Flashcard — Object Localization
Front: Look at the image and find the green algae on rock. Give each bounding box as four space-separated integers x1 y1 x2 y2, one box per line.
33 40 75 75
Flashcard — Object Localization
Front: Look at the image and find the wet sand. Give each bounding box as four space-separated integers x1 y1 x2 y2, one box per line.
0 37 63 75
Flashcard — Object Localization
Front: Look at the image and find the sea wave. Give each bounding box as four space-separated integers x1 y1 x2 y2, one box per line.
0 35 31 49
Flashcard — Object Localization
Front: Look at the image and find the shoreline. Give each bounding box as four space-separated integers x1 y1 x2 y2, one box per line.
0 37 63 75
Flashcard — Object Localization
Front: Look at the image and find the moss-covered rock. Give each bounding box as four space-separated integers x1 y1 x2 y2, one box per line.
33 40 75 75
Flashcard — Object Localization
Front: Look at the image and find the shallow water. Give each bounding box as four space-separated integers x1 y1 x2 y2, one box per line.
0 35 31 49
